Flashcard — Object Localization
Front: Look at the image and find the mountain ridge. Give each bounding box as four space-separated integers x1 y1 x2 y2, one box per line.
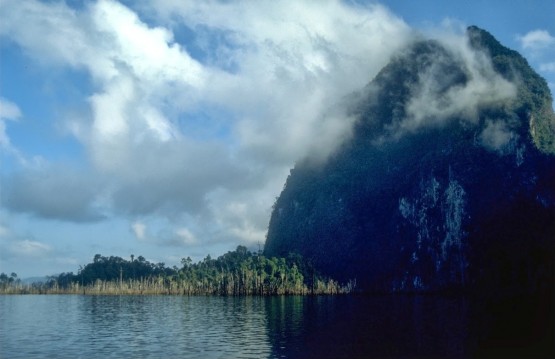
264 26 555 294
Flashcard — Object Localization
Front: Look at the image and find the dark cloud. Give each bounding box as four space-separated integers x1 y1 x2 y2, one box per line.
109 138 256 217
1 165 106 222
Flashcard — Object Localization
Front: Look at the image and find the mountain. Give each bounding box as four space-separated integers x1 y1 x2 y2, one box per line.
264 26 555 294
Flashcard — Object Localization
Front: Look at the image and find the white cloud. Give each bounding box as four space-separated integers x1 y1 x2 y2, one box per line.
9 240 52 258
205 181 281 245
0 97 22 121
0 0 550 279
0 0 112 79
91 0 204 86
146 0 412 163
0 222 57 276
479 119 515 152
0 120 11 150
131 221 147 241
3 0 529 249
391 32 516 136
0 97 22 151
515 29 554 110
175 228 197 245
0 0 411 246
517 29 555 51
540 62 555 73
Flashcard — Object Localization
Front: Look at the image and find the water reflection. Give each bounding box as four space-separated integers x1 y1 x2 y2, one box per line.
263 295 471 358
1 294 552 358
1 295 274 359
263 294 555 358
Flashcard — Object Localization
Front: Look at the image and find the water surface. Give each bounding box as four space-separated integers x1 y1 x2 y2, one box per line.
1 294 552 358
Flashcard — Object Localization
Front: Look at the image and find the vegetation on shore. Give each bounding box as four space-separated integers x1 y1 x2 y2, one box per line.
0 246 355 295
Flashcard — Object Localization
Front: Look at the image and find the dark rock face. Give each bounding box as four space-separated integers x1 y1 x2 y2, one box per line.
264 27 555 294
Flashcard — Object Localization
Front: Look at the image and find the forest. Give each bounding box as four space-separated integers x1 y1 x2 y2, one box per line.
264 26 555 294
0 246 355 295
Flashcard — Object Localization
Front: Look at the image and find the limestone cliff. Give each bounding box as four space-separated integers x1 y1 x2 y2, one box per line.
264 26 555 293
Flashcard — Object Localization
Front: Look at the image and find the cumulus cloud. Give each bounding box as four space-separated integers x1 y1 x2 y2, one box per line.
10 1 530 250
205 179 282 244
174 228 197 246
0 0 413 245
516 29 555 51
131 221 147 241
0 97 22 152
0 97 22 121
1 165 106 222
142 0 412 163
0 222 52 260
0 221 75 276
515 29 554 110
1 0 529 248
9 239 52 257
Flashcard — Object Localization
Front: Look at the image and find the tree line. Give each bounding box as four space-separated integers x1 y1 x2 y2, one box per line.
0 272 21 293
0 246 355 295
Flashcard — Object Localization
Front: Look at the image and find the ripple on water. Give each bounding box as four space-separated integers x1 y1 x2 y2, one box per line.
0 295 274 359
4 294 538 358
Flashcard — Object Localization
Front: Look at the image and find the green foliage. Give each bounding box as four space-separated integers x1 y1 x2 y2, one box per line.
0 272 20 287
0 272 23 294
75 254 172 285
2 246 354 295
468 26 555 154
265 27 555 294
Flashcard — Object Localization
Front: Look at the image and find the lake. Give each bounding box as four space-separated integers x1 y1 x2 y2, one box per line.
1 294 552 358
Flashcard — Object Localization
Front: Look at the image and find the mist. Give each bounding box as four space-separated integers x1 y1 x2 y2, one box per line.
0 0 533 260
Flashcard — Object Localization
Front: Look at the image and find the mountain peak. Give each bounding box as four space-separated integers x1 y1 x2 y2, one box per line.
467 26 555 154
264 27 555 294
466 25 508 53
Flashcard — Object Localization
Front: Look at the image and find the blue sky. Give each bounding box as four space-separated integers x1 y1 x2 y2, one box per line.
1 0 554 278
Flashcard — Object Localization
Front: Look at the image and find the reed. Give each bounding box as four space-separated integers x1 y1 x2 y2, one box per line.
0 276 355 296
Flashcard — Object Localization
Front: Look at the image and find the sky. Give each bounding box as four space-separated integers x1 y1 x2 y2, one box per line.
1 0 554 278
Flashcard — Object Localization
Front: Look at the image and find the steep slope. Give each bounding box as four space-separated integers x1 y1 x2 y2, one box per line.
264 26 555 294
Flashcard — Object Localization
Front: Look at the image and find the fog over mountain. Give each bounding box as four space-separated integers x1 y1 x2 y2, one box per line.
265 26 555 293
0 0 554 278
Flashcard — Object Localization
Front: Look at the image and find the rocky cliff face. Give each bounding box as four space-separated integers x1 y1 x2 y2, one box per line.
264 26 555 293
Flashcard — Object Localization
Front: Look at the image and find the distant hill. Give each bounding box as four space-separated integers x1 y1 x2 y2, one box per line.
21 276 48 285
265 26 555 294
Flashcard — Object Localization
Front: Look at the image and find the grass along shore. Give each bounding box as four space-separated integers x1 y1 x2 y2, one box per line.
0 276 355 296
